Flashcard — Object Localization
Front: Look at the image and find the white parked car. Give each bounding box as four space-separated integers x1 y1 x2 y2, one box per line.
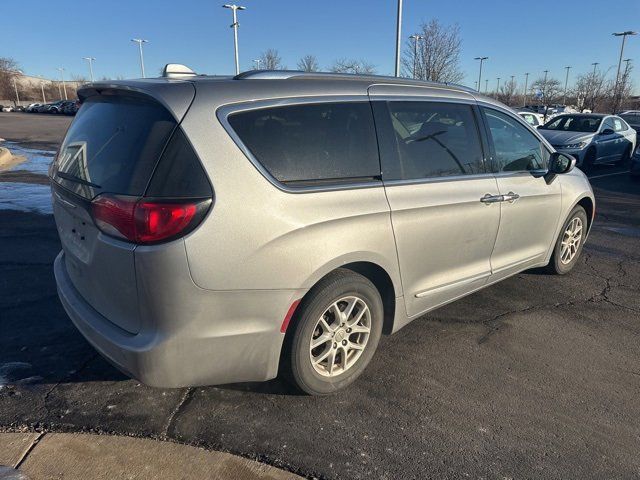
517 110 544 128
1 105 14 112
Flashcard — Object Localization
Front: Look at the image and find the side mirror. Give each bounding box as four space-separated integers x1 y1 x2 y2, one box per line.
545 152 576 184
600 128 615 135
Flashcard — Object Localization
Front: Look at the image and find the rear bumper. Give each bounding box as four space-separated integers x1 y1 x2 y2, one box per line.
54 251 305 387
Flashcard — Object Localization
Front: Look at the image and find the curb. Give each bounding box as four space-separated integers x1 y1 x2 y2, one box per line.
0 432 303 480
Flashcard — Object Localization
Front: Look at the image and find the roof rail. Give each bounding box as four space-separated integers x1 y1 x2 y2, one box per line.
162 63 197 78
233 70 476 93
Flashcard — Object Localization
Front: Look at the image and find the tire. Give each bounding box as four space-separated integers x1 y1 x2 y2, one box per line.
545 206 588 275
282 269 383 395
582 147 596 173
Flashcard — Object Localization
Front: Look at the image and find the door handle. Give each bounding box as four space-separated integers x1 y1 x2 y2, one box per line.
480 194 503 204
502 192 520 203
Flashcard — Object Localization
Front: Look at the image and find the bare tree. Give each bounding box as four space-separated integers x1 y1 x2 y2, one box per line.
329 58 376 75
297 54 319 72
614 61 635 113
259 49 285 70
401 19 463 83
497 78 518 106
573 68 612 112
0 57 20 103
531 76 562 104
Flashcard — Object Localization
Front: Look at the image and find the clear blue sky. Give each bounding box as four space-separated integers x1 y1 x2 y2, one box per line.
2 0 639 91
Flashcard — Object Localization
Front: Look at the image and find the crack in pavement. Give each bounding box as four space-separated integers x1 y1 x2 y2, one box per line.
162 387 194 441
41 354 98 418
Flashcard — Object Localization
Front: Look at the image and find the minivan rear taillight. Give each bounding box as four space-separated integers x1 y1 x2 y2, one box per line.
91 194 211 244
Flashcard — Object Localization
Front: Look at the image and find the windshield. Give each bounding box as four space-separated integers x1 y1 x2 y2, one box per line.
542 115 602 133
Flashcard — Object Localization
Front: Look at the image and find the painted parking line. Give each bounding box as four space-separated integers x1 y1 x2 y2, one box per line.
588 171 630 180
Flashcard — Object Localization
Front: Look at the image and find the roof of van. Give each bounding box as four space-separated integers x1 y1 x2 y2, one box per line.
78 69 509 112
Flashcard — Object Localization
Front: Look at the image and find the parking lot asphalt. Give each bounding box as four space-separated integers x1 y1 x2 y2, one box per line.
1 118 639 479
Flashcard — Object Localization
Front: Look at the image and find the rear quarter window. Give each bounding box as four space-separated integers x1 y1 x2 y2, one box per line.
226 102 380 186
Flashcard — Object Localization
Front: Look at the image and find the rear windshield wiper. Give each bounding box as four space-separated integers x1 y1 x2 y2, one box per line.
56 171 102 189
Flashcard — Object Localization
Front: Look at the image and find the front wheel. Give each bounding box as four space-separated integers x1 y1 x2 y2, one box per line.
545 206 588 275
282 269 383 395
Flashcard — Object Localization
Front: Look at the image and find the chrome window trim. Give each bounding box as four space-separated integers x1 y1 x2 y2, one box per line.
383 172 495 187
367 95 477 106
216 96 383 194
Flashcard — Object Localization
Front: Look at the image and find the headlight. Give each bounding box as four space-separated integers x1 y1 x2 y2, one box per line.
559 141 587 149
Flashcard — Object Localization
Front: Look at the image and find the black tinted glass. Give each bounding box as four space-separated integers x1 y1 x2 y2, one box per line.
383 101 484 180
482 108 548 172
146 127 212 198
227 102 380 184
54 95 176 198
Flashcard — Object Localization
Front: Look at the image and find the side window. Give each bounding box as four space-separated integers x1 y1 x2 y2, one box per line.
227 102 380 185
482 107 549 172
382 101 484 180
613 118 625 132
602 118 615 132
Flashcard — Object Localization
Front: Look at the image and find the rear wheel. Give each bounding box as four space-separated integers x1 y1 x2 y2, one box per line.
283 269 383 395
545 206 588 275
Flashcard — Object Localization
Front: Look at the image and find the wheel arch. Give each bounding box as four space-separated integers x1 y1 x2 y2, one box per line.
297 257 401 336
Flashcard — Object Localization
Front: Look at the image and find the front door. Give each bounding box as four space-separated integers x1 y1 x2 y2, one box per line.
371 91 501 318
480 106 562 280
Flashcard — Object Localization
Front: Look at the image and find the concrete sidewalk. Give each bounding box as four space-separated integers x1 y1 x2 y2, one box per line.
0 432 302 480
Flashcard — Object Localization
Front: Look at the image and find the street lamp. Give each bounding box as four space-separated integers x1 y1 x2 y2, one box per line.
563 66 571 105
496 77 501 94
83 56 96 82
57 67 67 100
612 31 637 112
394 0 403 77
131 38 149 78
409 34 423 79
253 59 262 70
474 56 488 92
223 4 246 75
38 76 46 103
13 77 20 106
523 72 530 106
485 79 489 94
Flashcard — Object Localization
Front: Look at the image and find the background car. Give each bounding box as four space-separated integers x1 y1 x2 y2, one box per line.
619 111 640 136
630 147 640 179
517 110 544 128
538 113 637 171
1 105 14 112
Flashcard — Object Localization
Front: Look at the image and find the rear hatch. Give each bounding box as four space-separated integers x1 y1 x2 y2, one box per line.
51 82 196 334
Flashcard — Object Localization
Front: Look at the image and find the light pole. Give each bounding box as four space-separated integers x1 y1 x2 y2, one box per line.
563 66 571 105
131 38 148 78
524 72 530 106
253 59 262 70
83 56 96 82
485 79 489 94
496 77 501 94
409 34 423 79
13 77 20 106
223 4 246 75
57 67 67 100
474 56 488 92
612 31 637 113
39 76 46 103
394 0 403 77
592 62 599 75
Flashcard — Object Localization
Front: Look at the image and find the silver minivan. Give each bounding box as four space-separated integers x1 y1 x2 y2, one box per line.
51 68 595 395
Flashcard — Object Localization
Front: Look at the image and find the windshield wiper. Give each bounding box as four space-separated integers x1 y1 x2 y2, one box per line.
56 171 101 188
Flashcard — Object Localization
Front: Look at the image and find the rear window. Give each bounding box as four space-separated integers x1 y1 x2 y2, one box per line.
53 95 176 198
227 102 380 185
